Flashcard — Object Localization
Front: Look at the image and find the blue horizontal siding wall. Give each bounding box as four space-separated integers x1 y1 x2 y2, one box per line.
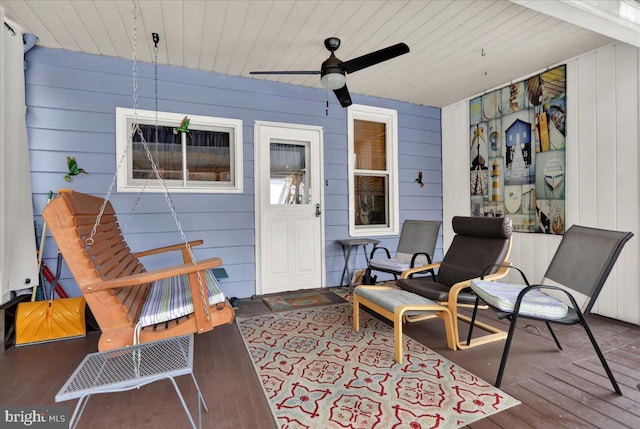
25 47 442 298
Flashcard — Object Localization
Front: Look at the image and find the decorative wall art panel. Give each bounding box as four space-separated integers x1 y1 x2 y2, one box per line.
469 65 566 234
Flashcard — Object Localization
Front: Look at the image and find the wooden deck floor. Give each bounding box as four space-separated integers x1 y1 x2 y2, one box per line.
1 290 639 428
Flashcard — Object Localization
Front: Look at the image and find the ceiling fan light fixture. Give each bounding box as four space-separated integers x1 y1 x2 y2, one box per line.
321 72 346 90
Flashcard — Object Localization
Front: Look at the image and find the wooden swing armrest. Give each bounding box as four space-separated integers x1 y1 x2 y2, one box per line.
400 262 441 279
85 257 222 292
133 240 204 258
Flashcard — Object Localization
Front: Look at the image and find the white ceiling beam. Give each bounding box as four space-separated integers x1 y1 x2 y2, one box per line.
511 0 640 48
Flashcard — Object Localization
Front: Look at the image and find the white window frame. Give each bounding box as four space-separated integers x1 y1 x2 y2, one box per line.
115 108 243 193
347 104 399 236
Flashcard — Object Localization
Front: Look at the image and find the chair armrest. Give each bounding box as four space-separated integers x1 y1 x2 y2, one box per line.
481 262 528 284
400 262 441 279
370 246 391 259
85 257 222 292
133 240 204 258
410 252 432 268
447 262 514 303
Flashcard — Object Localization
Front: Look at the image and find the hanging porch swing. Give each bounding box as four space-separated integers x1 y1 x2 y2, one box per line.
41 2 234 351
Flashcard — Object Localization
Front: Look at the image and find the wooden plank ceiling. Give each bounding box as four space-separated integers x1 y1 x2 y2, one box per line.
2 0 615 107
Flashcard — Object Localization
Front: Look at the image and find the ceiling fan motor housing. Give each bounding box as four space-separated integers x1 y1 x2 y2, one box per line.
324 37 341 52
321 54 345 78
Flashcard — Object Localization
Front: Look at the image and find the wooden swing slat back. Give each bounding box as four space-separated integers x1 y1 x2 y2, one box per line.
43 191 234 351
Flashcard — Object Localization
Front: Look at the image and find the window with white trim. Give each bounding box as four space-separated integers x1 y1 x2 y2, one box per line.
347 104 399 236
116 108 243 193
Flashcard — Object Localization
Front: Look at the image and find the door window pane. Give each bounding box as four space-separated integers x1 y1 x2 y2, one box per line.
270 142 309 205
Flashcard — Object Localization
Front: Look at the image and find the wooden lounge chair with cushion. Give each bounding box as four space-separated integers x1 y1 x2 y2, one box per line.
354 216 512 362
42 191 234 351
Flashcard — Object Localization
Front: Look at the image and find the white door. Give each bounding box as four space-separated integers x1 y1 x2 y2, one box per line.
254 121 325 295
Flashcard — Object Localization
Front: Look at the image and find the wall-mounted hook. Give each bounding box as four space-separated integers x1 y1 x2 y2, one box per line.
481 48 486 57
152 33 160 48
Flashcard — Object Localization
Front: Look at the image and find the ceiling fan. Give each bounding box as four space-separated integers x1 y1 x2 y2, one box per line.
250 37 410 107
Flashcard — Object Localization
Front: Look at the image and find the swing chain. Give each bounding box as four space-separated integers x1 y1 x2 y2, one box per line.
87 0 140 246
132 126 210 321
132 0 138 112
121 37 159 231
89 0 210 322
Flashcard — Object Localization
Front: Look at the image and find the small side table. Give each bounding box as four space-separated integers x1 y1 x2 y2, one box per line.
337 238 380 289
55 334 206 429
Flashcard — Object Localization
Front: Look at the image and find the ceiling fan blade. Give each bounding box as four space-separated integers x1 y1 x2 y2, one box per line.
250 70 321 75
333 85 352 107
341 43 409 74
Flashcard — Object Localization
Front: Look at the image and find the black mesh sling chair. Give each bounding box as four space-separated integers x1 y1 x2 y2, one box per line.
363 220 441 284
469 225 633 393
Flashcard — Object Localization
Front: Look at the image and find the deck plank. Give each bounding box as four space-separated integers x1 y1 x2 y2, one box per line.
533 372 634 428
577 359 640 392
509 380 600 428
500 384 572 429
565 360 640 403
485 407 536 428
549 366 640 427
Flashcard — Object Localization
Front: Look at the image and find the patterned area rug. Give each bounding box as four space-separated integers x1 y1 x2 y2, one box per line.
237 303 520 429
262 291 334 311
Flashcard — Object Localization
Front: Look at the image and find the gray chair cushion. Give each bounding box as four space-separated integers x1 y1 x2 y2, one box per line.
369 258 411 272
354 287 441 317
470 280 569 319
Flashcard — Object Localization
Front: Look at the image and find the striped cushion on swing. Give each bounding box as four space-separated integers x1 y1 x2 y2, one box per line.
138 269 226 327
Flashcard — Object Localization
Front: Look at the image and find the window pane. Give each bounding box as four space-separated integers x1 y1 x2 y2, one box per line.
132 125 233 183
354 119 386 170
186 130 231 183
133 125 183 180
270 142 309 205
354 175 388 226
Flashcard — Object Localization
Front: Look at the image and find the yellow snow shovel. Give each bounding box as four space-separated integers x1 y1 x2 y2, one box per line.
15 252 86 346
15 192 86 346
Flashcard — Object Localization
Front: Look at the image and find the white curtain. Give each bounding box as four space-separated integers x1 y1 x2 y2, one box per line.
1 12 38 304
